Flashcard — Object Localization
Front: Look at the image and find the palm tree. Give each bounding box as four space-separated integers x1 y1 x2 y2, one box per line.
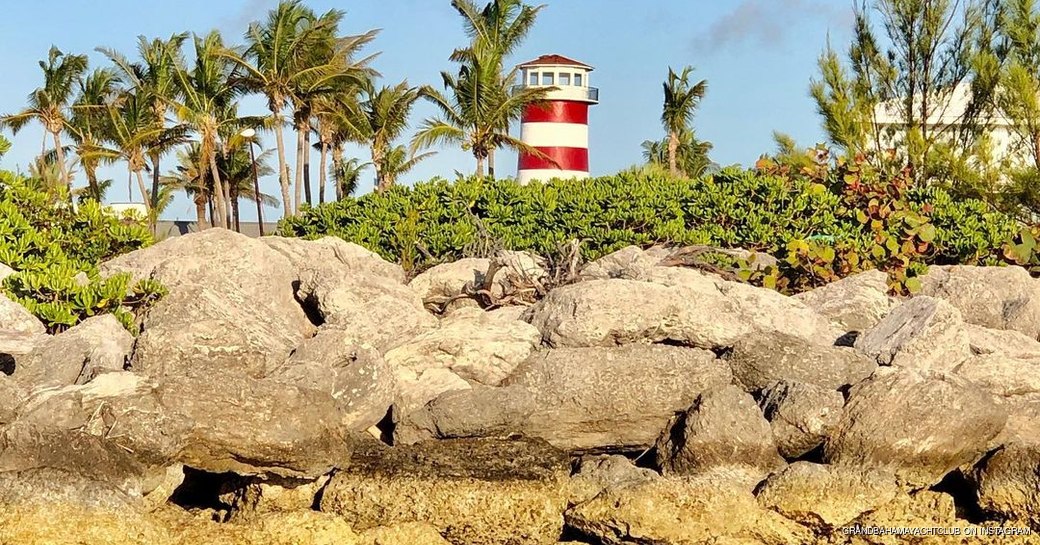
99 33 189 216
641 129 715 178
661 66 708 177
1 46 89 188
219 144 279 231
346 81 425 192
378 144 434 188
87 92 167 214
331 156 369 199
164 142 210 227
311 89 362 203
68 67 121 201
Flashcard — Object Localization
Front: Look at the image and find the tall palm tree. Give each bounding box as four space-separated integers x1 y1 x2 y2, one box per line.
345 81 425 192
87 92 167 214
1 46 89 188
641 129 715 178
311 89 363 203
164 142 210 227
661 66 708 177
331 156 369 199
68 67 121 201
99 33 189 216
378 144 434 188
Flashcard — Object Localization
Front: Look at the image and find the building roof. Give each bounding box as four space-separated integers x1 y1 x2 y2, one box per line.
517 54 593 70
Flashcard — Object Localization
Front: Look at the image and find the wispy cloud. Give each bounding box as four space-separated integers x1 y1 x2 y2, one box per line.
222 0 279 32
692 0 853 56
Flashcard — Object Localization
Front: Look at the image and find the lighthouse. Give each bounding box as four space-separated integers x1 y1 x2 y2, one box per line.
515 54 599 184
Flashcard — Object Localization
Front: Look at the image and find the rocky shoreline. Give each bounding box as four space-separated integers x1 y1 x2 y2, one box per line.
3 229 1040 544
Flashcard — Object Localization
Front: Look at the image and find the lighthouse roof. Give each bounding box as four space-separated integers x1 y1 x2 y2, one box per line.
517 54 593 71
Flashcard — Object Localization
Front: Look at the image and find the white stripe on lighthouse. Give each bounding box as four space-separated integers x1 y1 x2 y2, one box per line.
519 122 588 148
518 169 590 185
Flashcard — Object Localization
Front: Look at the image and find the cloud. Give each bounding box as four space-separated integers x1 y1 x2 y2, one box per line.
222 0 280 32
691 0 853 55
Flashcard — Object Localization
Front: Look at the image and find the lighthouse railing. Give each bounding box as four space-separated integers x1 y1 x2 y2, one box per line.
512 85 599 102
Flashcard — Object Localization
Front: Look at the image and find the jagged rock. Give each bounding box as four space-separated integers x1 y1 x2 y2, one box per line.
953 354 1040 397
523 278 751 348
974 444 1040 528
13 315 131 388
320 438 569 545
568 455 660 503
217 473 331 520
794 269 896 333
0 468 138 510
267 329 396 431
0 262 14 281
385 307 540 388
825 368 1007 488
965 324 1040 358
577 245 671 280
564 468 812 545
759 380 844 459
0 375 25 425
484 305 527 322
655 385 784 479
409 257 490 313
359 523 453 545
756 462 899 529
393 367 472 417
107 229 315 379
0 293 44 335
727 332 876 391
397 344 731 453
853 296 971 371
920 265 1040 339
262 235 404 283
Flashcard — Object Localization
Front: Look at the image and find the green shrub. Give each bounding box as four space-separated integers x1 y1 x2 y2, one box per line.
0 171 165 333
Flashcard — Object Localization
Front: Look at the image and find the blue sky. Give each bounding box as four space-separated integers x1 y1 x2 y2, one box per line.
0 0 854 221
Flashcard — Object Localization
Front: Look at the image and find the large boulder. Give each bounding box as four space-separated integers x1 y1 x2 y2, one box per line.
0 375 26 425
266 329 396 431
853 296 971 372
577 245 671 281
965 324 1040 359
655 385 785 479
261 235 404 283
408 257 491 313
319 438 570 545
920 265 1040 339
727 332 876 392
0 293 44 335
755 462 899 529
759 380 844 459
824 368 1007 488
12 315 131 389
974 444 1040 528
953 354 1040 398
106 229 314 379
397 344 732 453
793 269 895 333
564 468 812 545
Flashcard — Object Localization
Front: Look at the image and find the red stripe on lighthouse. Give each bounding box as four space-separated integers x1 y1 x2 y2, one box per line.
522 101 589 124
518 147 589 171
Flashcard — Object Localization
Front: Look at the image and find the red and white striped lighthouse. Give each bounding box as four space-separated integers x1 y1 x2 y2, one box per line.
516 54 599 184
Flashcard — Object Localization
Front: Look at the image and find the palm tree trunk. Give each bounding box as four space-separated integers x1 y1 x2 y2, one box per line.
668 131 679 177
332 146 344 201
475 155 485 179
85 163 100 201
248 142 265 236
150 153 161 221
489 149 496 180
273 115 292 219
232 189 241 233
319 142 328 204
294 121 306 213
373 146 385 193
207 198 215 230
134 169 152 216
52 131 69 188
208 151 227 229
303 129 313 206
195 198 208 229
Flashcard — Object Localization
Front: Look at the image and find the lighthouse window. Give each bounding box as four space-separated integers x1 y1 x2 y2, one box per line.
528 72 538 85
559 73 571 86
542 72 554 85
574 73 584 87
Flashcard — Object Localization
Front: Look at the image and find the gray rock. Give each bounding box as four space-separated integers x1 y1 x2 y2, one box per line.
794 269 896 333
727 332 876 391
0 374 26 425
577 245 671 281
397 344 732 453
13 314 131 389
853 296 971 372
0 468 137 510
920 265 1040 339
0 262 14 281
824 368 1007 488
408 257 490 313
953 354 1040 398
0 293 44 335
569 455 660 503
262 235 404 284
760 380 844 459
964 323 1040 359
756 462 899 529
655 385 785 479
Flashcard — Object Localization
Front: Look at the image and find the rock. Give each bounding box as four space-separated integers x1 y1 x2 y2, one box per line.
716 279 844 345
108 229 314 379
578 245 671 280
655 385 784 479
727 332 876 391
267 329 396 431
853 296 971 372
0 375 25 425
408 257 491 312
564 468 812 545
974 444 1040 528
262 235 404 283
794 269 895 332
359 522 453 545
953 354 1040 397
825 368 1007 488
920 265 1040 339
759 380 844 459
13 315 131 388
484 305 527 322
393 367 472 417
0 262 14 281
965 324 1040 359
398 344 732 453
568 455 659 504
0 293 44 335
755 462 899 529
0 468 138 510
217 473 331 520
384 308 540 387
320 438 569 545
523 278 750 349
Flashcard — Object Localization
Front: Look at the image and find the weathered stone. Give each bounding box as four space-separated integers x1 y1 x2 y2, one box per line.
393 367 472 416
108 229 314 379
965 324 1040 359
399 344 731 453
408 257 491 313
974 444 1040 528
268 329 396 431
953 354 1040 398
0 468 138 510
655 385 784 478
756 462 899 528
262 235 404 284
484 305 527 322
727 332 876 391
825 368 1007 488
853 296 971 371
794 269 896 332
0 375 26 425
565 468 812 545
920 265 1040 339
0 293 44 335
13 314 131 388
568 455 660 504
760 380 844 459
0 262 14 281
320 438 569 545
218 474 331 520
577 245 671 280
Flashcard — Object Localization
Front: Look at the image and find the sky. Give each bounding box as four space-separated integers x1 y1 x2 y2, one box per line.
0 0 855 222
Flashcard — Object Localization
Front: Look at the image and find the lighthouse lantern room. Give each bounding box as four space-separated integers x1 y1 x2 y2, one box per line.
515 54 598 185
